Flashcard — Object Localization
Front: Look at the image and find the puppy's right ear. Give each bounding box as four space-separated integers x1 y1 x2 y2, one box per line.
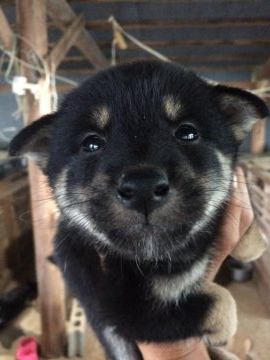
9 112 56 171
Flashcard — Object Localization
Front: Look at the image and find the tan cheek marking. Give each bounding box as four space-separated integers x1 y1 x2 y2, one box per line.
188 150 232 238
163 95 183 121
92 105 110 128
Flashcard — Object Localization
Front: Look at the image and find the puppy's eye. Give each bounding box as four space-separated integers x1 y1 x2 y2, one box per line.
81 134 105 152
175 125 199 142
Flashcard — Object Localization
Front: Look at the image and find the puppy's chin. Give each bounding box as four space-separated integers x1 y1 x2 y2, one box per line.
103 221 193 261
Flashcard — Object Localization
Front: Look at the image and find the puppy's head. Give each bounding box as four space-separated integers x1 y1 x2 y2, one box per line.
10 61 269 261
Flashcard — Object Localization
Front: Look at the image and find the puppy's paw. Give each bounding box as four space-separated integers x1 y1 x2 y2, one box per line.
231 221 268 262
202 282 237 347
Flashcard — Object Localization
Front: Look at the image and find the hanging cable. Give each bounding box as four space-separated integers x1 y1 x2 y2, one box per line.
0 43 78 88
108 16 270 98
108 16 170 63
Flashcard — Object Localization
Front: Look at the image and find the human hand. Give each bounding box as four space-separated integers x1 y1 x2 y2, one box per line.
208 166 254 280
138 339 210 360
137 166 254 360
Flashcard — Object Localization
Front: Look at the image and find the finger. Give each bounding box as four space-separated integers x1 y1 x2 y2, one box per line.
137 340 210 360
208 167 254 280
220 167 253 244
228 167 249 220
233 167 254 237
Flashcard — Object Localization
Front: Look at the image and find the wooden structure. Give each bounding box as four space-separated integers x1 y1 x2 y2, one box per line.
0 1 270 77
0 170 30 290
250 79 270 154
241 157 270 314
17 2 66 357
0 0 108 357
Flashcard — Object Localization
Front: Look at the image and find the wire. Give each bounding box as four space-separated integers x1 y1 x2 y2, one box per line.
0 43 78 87
0 21 269 99
14 33 49 82
52 74 78 86
0 34 78 129
0 126 17 143
108 16 170 62
4 37 17 84
108 16 270 98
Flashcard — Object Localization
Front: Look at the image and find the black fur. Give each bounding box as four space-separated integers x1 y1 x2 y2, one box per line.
9 61 269 359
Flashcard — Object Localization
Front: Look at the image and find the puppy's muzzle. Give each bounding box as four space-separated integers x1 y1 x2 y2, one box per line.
117 167 170 215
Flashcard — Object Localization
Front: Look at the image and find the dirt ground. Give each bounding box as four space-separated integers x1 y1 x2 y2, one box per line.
225 280 270 360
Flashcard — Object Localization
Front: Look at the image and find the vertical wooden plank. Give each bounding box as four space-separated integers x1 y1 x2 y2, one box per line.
250 80 269 154
46 0 108 69
257 57 270 81
28 162 66 358
251 119 267 154
0 181 21 266
48 14 85 70
16 0 66 357
0 6 14 50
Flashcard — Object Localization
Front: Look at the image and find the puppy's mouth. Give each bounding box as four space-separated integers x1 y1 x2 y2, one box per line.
129 222 167 235
105 216 192 257
137 223 155 231
129 220 188 234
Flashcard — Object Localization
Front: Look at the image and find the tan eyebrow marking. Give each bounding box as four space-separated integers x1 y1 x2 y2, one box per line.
92 105 110 128
163 95 183 121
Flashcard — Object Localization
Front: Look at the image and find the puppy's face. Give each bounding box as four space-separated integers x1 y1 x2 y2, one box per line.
10 62 269 261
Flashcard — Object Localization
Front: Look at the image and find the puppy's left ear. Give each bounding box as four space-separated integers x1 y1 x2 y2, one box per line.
212 84 269 141
9 112 57 172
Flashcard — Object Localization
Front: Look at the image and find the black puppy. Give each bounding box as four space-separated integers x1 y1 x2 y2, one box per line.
10 61 268 360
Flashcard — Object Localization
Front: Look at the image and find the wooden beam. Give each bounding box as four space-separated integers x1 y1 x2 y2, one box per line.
16 0 66 357
80 18 270 31
223 81 254 90
98 39 270 49
46 0 109 69
54 64 256 77
106 57 258 73
56 57 257 73
251 118 267 154
48 14 85 70
0 82 77 93
45 53 266 64
0 80 254 94
0 6 14 50
1 52 266 78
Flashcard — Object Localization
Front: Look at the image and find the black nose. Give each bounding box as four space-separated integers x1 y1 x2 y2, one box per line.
117 167 170 214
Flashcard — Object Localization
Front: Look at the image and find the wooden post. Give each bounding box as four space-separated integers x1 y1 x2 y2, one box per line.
47 0 108 69
251 119 267 154
48 14 85 70
256 57 270 81
250 80 269 154
16 0 66 357
0 6 14 50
